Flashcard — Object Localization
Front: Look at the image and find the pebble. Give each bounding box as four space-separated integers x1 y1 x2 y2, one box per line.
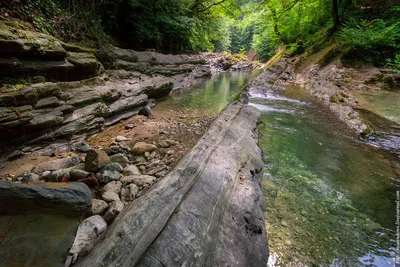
125 124 136 129
115 136 129 142
102 191 120 202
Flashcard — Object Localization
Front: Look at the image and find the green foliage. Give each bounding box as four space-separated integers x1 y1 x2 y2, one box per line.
386 53 400 73
339 20 399 50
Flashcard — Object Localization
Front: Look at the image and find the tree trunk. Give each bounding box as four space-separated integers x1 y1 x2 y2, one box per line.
330 0 341 35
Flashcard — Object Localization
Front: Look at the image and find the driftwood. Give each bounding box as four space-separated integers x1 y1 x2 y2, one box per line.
76 102 268 267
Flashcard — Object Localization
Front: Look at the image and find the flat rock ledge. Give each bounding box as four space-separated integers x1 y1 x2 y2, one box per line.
0 181 92 214
75 102 268 266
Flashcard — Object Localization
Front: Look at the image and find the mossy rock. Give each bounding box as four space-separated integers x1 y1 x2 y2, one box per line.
330 95 340 103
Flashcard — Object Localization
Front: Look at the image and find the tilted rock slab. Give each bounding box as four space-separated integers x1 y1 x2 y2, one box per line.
75 102 268 266
0 181 92 214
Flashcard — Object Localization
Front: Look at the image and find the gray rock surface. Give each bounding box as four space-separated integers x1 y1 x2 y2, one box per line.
75 103 268 266
109 153 129 168
92 199 109 215
123 165 141 176
33 156 79 174
0 181 92 214
69 215 107 264
102 181 123 194
102 191 120 203
120 184 139 202
103 200 124 224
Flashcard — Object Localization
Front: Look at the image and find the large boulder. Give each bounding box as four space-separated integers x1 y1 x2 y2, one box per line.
75 103 268 266
0 181 92 214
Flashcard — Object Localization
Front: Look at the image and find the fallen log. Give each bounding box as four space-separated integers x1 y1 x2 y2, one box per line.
75 102 268 266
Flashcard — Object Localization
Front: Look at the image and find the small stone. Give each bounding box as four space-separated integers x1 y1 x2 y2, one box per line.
98 170 121 184
103 200 124 224
103 146 125 156
120 184 139 202
46 170 70 182
70 169 89 181
102 191 120 202
125 124 136 129
139 165 146 172
123 165 141 176
115 136 129 142
144 152 150 159
155 170 168 178
72 140 93 153
131 142 157 155
109 153 129 168
101 162 123 172
102 181 122 194
149 152 156 160
21 172 40 183
131 175 156 187
166 150 175 156
281 220 288 227
92 199 109 215
133 156 146 164
85 149 110 172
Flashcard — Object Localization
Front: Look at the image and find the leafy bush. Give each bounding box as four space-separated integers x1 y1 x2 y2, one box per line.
339 19 399 50
386 53 400 73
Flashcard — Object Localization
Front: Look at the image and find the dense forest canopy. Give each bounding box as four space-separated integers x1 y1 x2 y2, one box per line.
0 0 399 66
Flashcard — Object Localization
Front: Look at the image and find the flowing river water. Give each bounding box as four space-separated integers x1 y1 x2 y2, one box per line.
161 71 400 266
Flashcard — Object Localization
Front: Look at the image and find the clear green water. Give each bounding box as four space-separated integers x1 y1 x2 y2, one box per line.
157 70 261 116
354 91 400 124
250 87 400 266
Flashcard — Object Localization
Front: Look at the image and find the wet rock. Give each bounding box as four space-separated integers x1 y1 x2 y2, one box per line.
109 153 129 168
85 149 110 172
123 165 141 176
69 215 107 264
92 199 109 215
70 169 90 181
0 181 92 214
102 191 120 203
33 156 79 174
120 184 139 202
131 142 157 155
102 181 122 194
